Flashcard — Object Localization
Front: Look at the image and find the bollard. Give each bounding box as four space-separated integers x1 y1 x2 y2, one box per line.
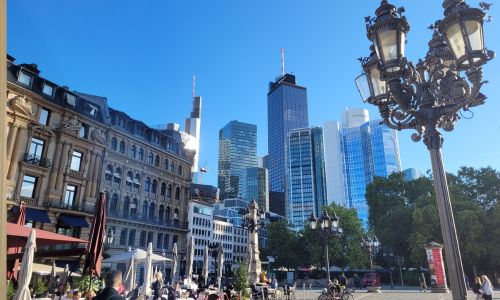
303 283 305 300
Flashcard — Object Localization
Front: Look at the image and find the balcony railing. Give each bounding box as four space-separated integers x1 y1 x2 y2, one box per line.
43 199 95 214
19 196 37 206
107 212 188 229
23 153 51 168
69 169 85 178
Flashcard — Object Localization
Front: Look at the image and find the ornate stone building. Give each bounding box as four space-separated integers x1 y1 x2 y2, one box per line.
103 112 193 281
6 56 108 261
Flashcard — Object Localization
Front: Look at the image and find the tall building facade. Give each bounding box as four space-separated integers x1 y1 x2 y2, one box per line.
183 94 202 182
217 121 257 200
323 108 401 225
245 167 269 212
267 74 308 215
287 127 327 230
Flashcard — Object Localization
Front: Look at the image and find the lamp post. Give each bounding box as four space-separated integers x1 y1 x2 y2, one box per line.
239 200 266 284
355 1 494 299
362 235 379 270
308 211 343 282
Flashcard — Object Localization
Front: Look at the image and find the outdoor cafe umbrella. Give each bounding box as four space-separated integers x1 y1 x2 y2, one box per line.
9 201 27 280
124 256 136 290
83 192 107 277
12 229 36 300
217 244 224 289
102 248 171 264
203 245 209 286
185 236 194 282
140 242 153 296
7 222 88 249
58 264 70 293
171 243 178 283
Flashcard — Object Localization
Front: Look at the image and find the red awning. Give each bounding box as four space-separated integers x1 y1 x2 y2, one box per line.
7 222 88 249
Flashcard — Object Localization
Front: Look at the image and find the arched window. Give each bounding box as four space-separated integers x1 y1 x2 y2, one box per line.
130 145 136 158
144 177 151 192
152 179 158 194
138 148 144 161
131 198 138 217
110 194 119 215
105 165 113 182
170 161 175 172
160 182 166 196
167 184 172 198
148 152 154 165
165 206 171 221
154 155 160 167
178 165 182 176
139 231 146 248
119 141 126 154
126 171 133 187
148 203 155 220
175 187 180 200
159 205 165 223
142 201 148 219
163 159 168 171
134 174 141 189
111 137 117 151
123 197 130 218
114 167 122 184
173 208 179 222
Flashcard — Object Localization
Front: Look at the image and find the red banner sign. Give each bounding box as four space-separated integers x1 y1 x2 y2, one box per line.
426 246 447 288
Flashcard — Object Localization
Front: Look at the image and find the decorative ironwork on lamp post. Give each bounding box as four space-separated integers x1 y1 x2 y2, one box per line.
239 200 266 283
355 1 494 299
309 211 343 282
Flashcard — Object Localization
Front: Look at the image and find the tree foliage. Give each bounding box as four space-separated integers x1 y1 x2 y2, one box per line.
233 264 249 298
365 167 500 276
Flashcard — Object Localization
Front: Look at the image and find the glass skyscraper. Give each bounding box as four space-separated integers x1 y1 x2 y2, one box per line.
287 127 327 230
245 167 269 212
323 108 401 225
267 74 308 215
218 121 258 200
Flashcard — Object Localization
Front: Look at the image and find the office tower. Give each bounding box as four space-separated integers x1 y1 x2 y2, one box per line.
403 168 423 181
218 121 258 200
267 74 308 215
323 121 347 206
287 127 327 230
323 108 401 225
184 85 202 182
245 167 269 212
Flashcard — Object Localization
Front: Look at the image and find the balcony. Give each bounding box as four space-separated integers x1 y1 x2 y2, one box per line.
19 196 37 206
23 153 51 168
107 212 188 229
69 169 85 178
43 199 95 214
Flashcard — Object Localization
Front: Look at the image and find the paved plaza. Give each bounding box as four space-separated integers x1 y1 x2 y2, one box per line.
293 288 500 300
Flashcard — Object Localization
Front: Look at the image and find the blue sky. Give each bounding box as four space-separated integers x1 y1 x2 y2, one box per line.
8 0 500 186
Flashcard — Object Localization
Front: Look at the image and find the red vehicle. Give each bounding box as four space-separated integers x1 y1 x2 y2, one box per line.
362 273 381 287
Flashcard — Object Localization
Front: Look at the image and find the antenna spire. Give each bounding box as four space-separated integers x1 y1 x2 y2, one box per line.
192 75 196 98
281 48 285 76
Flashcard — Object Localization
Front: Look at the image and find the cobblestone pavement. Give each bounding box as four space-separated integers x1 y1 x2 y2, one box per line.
292 288 500 300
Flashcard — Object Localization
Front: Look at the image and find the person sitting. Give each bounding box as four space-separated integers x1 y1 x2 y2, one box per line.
93 270 125 300
259 272 271 284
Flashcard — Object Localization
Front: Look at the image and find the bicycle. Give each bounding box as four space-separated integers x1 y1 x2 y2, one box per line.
317 286 353 300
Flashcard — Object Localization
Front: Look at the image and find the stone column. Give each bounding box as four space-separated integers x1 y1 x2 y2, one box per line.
55 142 71 192
6 123 18 163
85 151 96 198
90 152 101 197
7 126 26 180
48 140 63 190
248 200 262 284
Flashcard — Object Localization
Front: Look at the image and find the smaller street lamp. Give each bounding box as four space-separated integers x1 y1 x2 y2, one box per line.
309 211 343 282
362 235 379 270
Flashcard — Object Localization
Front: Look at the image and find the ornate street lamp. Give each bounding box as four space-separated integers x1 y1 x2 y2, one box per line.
309 211 343 282
239 200 265 283
356 1 494 299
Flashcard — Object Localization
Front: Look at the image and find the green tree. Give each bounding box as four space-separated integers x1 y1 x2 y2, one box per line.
261 220 302 268
233 264 249 298
78 275 103 293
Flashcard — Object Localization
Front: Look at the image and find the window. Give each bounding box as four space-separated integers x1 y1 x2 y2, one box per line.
18 71 32 86
163 234 169 250
159 205 165 223
38 108 50 125
123 197 130 217
42 83 54 97
148 152 154 165
64 185 77 207
152 180 157 194
161 182 166 196
130 199 138 216
111 137 117 151
175 187 180 200
167 184 172 198
126 171 133 187
78 124 88 138
154 155 160 167
144 178 151 192
147 232 153 245
139 231 146 247
142 201 148 218
114 167 122 184
128 229 136 246
148 203 155 220
164 159 168 171
134 174 141 188
119 141 125 154
173 235 178 244
20 175 37 198
157 233 163 249
170 161 175 172
87 104 99 117
66 93 76 106
138 148 144 161
105 165 113 182
28 137 45 161
130 145 136 158
70 151 82 171
178 165 182 176
120 228 128 245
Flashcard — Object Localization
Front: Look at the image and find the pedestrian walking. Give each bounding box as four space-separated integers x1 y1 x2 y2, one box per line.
152 272 164 300
472 277 483 300
480 275 493 300
419 269 427 292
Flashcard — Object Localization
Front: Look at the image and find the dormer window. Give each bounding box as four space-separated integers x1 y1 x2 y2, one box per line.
66 93 76 106
42 83 54 97
87 104 99 117
18 71 32 86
